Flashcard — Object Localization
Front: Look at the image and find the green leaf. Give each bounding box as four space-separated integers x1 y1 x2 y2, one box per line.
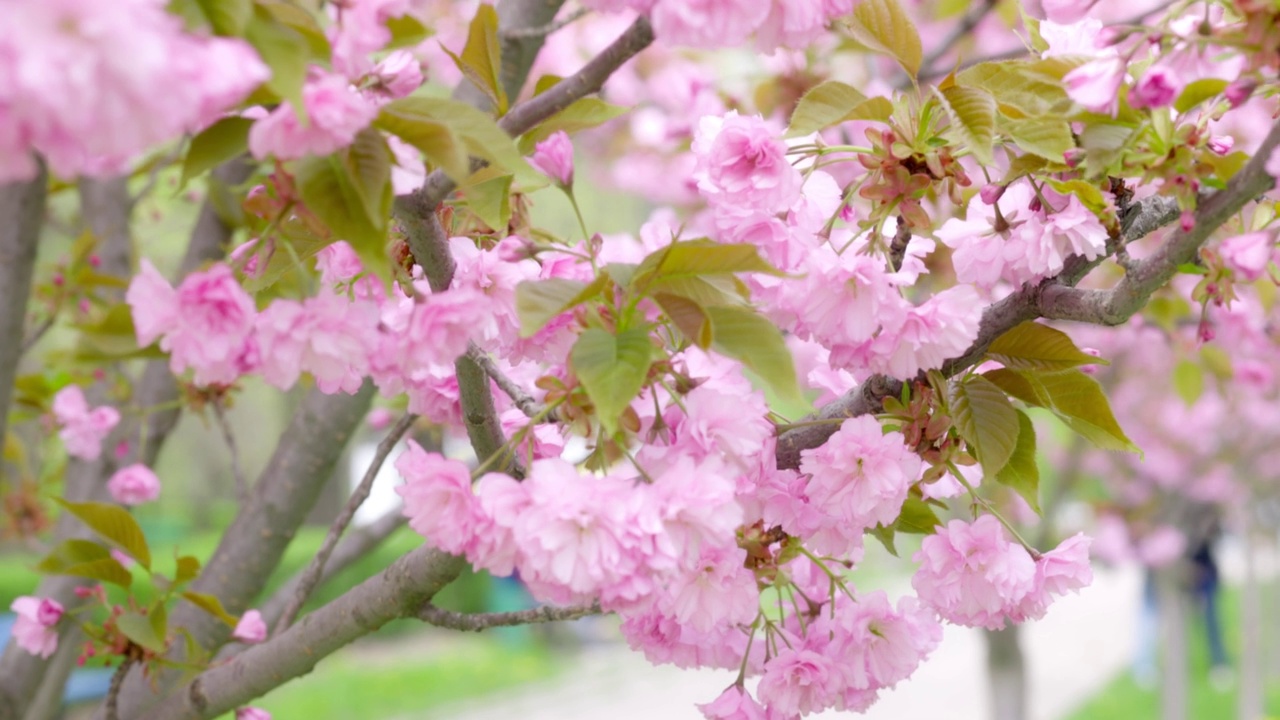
36 539 133 588
1003 117 1074 162
705 306 801 403
385 14 433 49
244 7 309 112
950 375 1021 478
117 611 168 653
935 86 996 165
1046 178 1107 216
841 0 923 78
195 0 251 35
181 117 252 187
175 555 201 586
956 60 1070 118
869 524 898 556
461 167 513 232
515 275 611 337
648 275 749 308
294 130 392 262
995 410 1040 514
149 602 169 647
1173 359 1204 406
893 496 942 534
786 81 893 137
634 240 783 290
1001 369 1139 452
54 499 152 570
986 321 1107 372
1173 78 1228 114
519 98 629 153
259 0 331 59
654 292 712 349
570 328 654 437
181 591 239 628
444 3 507 114
374 97 531 182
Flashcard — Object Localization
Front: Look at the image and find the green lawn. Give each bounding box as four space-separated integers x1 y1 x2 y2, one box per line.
1066 586 1280 719
216 638 560 720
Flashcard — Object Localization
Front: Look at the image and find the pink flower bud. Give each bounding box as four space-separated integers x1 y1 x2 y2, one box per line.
366 407 394 430
373 50 424 99
1197 318 1215 343
232 610 267 644
106 464 161 506
980 184 1006 205
236 708 272 720
1207 135 1234 155
1224 78 1256 108
114 440 130 461
1063 148 1084 168
1129 66 1181 109
839 203 857 223
528 131 575 187
88 255 101 268
1180 211 1196 232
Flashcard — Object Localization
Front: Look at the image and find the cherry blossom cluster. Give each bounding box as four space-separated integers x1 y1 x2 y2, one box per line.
583 0 853 52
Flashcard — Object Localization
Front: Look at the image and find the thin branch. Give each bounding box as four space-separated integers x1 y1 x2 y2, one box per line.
253 508 407 637
468 344 544 418
887 215 911 272
18 314 54 358
273 411 418 635
1040 120 1280 326
419 602 602 632
917 0 998 81
104 658 134 720
211 402 248 503
499 7 589 40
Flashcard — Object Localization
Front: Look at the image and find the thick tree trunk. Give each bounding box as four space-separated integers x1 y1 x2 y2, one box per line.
1238 512 1263 720
984 625 1027 720
1157 565 1189 720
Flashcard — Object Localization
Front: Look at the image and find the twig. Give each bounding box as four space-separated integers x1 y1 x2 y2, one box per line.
887 215 911 272
272 411 418 635
211 402 248 503
419 602 602 632
500 7 589 40
105 658 134 720
467 344 544 418
917 0 998 81
18 315 55 357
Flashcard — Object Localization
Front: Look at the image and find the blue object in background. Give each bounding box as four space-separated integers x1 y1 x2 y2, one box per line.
0 613 115 706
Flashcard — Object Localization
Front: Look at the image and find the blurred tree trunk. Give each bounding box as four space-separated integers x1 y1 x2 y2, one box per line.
985 624 1026 720
1158 565 1188 720
1238 510 1263 720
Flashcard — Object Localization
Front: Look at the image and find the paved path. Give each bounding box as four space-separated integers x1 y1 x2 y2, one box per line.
428 566 1142 720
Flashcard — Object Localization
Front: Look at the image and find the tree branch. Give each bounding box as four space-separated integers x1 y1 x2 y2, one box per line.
252 508 407 635
500 7 589 41
419 602 602 632
0 164 47 486
273 412 418 635
917 0 998 81
150 548 468 720
1040 121 1280 326
467 344 544 418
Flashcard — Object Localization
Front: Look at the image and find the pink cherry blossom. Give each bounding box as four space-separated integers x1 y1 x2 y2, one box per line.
328 0 413 78
755 0 828 53
757 642 842 716
370 50 424 100
651 0 770 49
799 416 922 534
51 385 120 461
699 686 768 720
619 606 752 671
315 242 365 285
911 515 1037 629
395 442 481 555
255 290 379 394
129 262 258 387
1219 231 1274 281
0 0 267 181
235 708 272 720
232 609 267 644
467 471 530 577
248 70 379 161
1024 0 1099 24
1064 57 1126 115
694 112 801 213
9 596 63 659
664 544 759 631
106 464 161 506
1011 533 1093 621
529 131 576 186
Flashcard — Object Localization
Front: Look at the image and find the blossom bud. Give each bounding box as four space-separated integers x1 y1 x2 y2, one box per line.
1224 78 1257 108
107 464 161 506
980 184 1006 205
1129 66 1181 109
528 131 575 187
1207 136 1234 155
232 610 267 644
1063 148 1084 168
1180 211 1196 232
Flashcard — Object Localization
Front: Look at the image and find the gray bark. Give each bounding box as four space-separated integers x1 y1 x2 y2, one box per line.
984 625 1027 720
1157 565 1189 720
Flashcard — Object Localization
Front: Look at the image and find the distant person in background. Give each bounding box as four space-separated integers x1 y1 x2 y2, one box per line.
1189 529 1232 690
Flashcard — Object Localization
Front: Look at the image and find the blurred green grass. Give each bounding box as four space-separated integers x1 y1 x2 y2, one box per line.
1065 586 1280 719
